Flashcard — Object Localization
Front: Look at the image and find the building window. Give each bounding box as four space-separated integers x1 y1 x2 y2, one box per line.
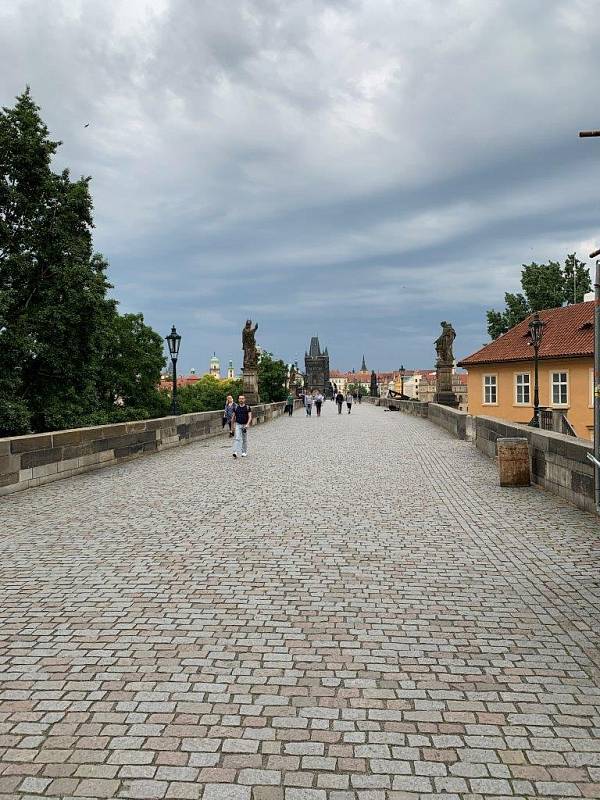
551 372 568 406
515 373 530 405
483 374 497 404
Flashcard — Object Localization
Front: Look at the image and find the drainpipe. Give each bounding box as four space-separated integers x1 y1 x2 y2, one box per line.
586 251 600 513
594 258 600 512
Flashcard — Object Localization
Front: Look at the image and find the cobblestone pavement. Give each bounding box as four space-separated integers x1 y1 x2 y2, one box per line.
1 403 600 800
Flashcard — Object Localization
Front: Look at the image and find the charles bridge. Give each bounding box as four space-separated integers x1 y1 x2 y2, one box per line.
0 400 599 799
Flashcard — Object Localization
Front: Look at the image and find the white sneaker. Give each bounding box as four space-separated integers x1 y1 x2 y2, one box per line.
241 452 247 457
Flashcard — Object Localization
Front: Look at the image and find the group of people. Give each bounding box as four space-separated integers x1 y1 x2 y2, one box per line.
288 389 357 416
223 394 252 458
335 391 355 414
223 385 359 460
301 390 325 417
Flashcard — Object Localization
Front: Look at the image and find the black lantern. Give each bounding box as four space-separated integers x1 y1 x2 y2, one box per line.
166 325 181 360
528 313 545 427
399 364 406 398
165 325 182 415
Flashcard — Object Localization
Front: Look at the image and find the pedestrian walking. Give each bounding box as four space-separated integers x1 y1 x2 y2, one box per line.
232 394 252 458
222 394 236 436
314 391 324 417
305 391 313 416
285 391 294 416
336 391 344 414
346 391 353 414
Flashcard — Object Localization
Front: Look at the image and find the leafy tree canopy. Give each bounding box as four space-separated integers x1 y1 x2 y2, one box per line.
0 89 165 435
258 352 288 403
176 375 243 414
347 382 369 396
486 254 591 340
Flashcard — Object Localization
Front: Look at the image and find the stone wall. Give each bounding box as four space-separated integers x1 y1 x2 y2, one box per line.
427 403 474 441
367 397 429 417
475 415 595 514
0 400 298 497
376 396 595 515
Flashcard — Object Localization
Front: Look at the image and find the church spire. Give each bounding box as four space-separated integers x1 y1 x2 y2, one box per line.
361 354 367 371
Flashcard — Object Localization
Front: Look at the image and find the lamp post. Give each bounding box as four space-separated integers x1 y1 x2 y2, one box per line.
399 364 406 398
528 312 545 427
165 325 182 416
579 128 600 511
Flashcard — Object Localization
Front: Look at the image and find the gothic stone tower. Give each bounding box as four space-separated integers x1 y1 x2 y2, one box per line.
304 336 330 393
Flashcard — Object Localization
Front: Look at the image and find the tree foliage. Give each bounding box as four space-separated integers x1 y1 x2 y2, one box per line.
0 89 165 435
347 382 369 396
258 352 288 403
486 254 591 340
176 375 243 414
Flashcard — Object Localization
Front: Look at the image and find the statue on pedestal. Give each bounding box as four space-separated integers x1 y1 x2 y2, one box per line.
242 320 259 370
241 319 260 403
434 321 458 408
435 321 456 366
370 370 378 398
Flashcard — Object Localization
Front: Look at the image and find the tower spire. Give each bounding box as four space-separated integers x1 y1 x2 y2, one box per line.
361 354 367 372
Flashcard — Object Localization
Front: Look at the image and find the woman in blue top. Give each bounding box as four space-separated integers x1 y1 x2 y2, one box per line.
223 395 236 436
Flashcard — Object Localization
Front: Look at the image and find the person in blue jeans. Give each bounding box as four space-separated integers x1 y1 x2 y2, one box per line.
305 392 313 416
232 395 252 458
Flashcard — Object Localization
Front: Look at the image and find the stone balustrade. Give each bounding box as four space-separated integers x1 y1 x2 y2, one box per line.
0 400 299 497
368 396 595 514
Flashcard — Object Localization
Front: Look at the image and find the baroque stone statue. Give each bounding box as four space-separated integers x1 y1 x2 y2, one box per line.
435 321 456 366
242 320 259 370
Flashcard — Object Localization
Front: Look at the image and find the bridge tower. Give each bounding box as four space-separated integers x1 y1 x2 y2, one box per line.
304 336 330 393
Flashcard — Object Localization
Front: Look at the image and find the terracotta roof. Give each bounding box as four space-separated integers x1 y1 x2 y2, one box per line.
458 301 594 367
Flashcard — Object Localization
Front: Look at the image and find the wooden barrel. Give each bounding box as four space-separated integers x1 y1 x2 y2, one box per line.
496 437 530 487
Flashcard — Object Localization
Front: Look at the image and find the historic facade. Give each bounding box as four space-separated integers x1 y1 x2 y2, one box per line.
305 336 330 393
209 353 220 378
458 301 594 440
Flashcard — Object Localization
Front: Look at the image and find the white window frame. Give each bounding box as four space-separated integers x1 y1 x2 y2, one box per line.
590 368 595 409
550 370 569 408
482 373 498 406
514 372 531 406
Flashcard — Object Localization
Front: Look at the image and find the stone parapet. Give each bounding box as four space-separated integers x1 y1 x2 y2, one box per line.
366 397 429 417
371 398 594 514
0 400 300 497
475 415 594 514
428 403 473 441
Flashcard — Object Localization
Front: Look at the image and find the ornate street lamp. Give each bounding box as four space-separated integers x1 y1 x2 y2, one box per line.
528 312 545 427
399 364 406 398
165 325 182 416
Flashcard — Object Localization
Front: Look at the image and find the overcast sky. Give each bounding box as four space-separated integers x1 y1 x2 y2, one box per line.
2 0 600 373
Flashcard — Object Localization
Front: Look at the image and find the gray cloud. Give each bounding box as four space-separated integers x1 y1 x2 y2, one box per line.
2 0 600 372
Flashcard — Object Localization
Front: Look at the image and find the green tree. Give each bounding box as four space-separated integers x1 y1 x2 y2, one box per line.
258 352 288 403
0 89 169 434
347 382 369 397
96 312 165 416
562 253 591 305
486 254 591 339
177 375 243 414
0 89 116 432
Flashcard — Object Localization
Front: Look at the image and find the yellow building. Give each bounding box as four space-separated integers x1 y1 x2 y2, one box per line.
458 302 594 440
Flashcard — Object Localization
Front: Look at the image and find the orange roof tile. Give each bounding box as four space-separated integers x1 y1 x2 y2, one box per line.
458 301 594 367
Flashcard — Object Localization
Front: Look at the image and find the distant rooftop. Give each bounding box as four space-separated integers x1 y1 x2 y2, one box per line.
459 301 594 367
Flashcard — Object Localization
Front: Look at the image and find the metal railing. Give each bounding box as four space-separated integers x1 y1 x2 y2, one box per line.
539 409 552 431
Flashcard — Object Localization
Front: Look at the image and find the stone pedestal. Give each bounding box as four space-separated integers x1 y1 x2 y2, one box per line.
434 363 458 407
497 438 530 487
242 368 260 404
